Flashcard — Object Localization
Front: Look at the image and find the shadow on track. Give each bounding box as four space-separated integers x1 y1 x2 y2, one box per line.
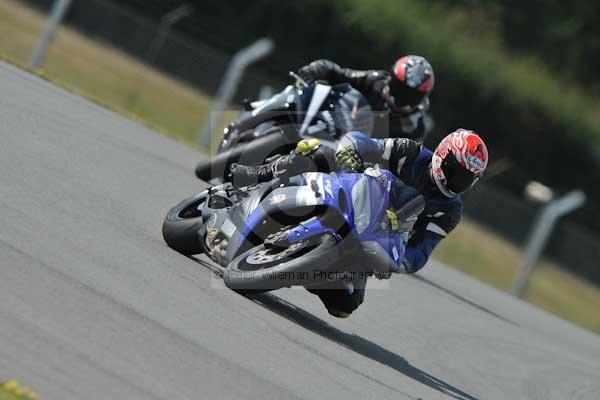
413 275 516 326
248 292 479 400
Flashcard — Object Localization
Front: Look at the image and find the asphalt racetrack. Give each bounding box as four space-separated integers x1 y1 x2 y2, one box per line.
1 61 599 400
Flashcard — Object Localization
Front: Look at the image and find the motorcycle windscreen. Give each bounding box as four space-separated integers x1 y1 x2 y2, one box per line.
352 176 372 234
350 173 390 235
331 87 374 136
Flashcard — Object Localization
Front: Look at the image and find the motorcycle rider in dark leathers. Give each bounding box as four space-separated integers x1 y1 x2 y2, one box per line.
229 129 489 318
297 56 435 142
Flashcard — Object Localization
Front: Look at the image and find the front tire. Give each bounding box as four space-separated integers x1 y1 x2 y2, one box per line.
162 192 208 255
224 234 340 293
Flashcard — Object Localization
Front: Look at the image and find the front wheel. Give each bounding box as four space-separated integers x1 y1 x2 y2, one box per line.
224 234 340 293
162 191 208 255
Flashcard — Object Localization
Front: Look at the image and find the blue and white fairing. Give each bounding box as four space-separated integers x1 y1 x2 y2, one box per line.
239 167 409 273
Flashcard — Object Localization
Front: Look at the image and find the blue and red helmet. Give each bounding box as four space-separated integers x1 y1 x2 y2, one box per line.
390 55 435 110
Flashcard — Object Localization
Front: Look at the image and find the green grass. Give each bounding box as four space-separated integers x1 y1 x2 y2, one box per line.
435 218 600 334
0 380 37 400
0 0 216 148
1 0 599 335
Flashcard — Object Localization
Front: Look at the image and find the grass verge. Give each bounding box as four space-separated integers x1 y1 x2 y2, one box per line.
1 0 599 335
0 0 215 148
0 380 37 400
435 218 600 334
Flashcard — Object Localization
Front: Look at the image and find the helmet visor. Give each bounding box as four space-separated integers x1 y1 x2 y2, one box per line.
389 79 426 108
441 152 476 194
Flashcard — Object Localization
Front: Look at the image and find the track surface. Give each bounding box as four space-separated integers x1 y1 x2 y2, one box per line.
1 61 599 400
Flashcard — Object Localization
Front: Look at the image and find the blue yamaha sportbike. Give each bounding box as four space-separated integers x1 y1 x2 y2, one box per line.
163 167 424 292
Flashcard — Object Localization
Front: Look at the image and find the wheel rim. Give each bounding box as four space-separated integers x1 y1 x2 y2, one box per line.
245 242 304 265
237 237 320 272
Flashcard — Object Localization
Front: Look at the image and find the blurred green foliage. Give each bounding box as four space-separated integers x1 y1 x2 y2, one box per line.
431 0 600 95
335 0 600 153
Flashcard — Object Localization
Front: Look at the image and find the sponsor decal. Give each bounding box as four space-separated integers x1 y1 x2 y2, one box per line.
296 187 320 206
467 155 485 170
364 166 382 177
310 179 321 197
221 218 237 238
205 229 229 264
324 178 334 198
206 214 217 230
269 193 287 205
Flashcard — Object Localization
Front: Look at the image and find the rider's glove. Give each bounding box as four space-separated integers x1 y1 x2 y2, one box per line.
297 65 317 85
229 163 263 188
335 146 363 172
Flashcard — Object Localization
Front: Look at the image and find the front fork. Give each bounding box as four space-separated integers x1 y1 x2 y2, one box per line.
264 215 345 250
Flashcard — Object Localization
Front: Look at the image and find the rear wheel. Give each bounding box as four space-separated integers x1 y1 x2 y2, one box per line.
195 125 297 181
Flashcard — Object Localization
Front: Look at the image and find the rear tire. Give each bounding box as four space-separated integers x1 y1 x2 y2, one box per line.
224 234 340 293
162 192 208 255
195 127 297 181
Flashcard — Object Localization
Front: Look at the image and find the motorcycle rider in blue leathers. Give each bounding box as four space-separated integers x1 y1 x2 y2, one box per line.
230 129 489 317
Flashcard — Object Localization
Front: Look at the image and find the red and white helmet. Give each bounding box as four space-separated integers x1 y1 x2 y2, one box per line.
431 129 488 197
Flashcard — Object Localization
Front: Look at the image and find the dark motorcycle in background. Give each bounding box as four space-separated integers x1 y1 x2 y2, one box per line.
194 73 374 182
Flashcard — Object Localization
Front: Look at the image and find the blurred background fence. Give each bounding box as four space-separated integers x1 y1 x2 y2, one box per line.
23 0 285 106
462 184 600 283
2 0 599 316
